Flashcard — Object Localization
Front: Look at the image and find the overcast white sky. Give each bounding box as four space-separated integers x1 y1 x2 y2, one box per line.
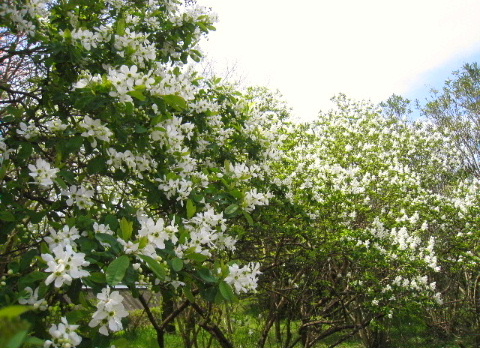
198 0 480 121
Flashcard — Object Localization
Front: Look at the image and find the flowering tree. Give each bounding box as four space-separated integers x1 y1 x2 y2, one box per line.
417 63 480 345
0 1 280 347
243 94 480 348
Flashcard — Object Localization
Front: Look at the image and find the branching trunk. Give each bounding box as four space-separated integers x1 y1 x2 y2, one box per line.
190 302 234 348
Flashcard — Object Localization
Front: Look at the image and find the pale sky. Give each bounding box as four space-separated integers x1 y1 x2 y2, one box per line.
198 0 480 121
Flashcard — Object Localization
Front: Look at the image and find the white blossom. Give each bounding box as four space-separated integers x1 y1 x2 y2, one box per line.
89 286 129 335
28 158 59 188
224 262 261 294
42 244 90 288
61 185 94 209
44 317 82 348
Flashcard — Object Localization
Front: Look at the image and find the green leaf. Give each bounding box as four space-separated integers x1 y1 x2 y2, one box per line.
229 189 243 200
125 102 134 115
87 272 106 284
58 170 76 185
219 281 236 301
0 211 15 221
171 258 183 272
116 17 126 35
163 95 187 111
224 160 232 172
106 255 130 286
54 176 67 189
23 336 44 346
186 252 208 263
18 143 33 161
225 204 239 216
119 217 133 241
66 310 90 324
95 233 123 254
0 306 32 319
243 211 254 225
197 268 217 283
128 89 146 101
137 255 166 280
19 249 38 271
138 236 149 249
62 28 71 39
183 286 195 302
0 163 8 182
18 272 47 289
186 199 196 219
135 125 148 133
6 330 29 348
201 286 218 303
26 210 46 224
64 136 83 156
87 156 108 174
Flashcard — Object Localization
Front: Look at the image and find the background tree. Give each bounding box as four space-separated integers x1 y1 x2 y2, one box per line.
415 62 480 346
421 62 480 177
242 94 478 348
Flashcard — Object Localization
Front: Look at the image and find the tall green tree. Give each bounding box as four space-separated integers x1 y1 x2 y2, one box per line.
422 62 480 177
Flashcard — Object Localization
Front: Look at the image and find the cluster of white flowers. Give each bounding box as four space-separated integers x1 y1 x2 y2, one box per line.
200 114 234 147
176 207 233 257
166 3 217 58
17 122 40 139
28 158 59 188
2 1 278 347
189 99 221 114
70 27 111 51
93 222 114 235
0 0 46 36
224 162 261 181
269 98 476 309
150 116 194 154
242 188 273 212
137 216 178 258
107 148 157 177
44 317 82 348
89 286 129 335
105 0 127 10
61 185 94 209
224 262 261 294
42 244 90 288
390 274 441 303
79 116 113 148
72 71 103 89
45 119 68 133
107 65 155 103
170 4 218 27
44 225 81 249
114 29 156 67
390 226 421 251
157 176 193 201
151 65 198 100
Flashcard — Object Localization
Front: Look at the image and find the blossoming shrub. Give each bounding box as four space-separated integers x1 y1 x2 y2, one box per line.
246 94 480 347
0 1 280 347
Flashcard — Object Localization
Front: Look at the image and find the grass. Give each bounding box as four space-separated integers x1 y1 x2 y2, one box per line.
112 326 365 348
111 306 464 348
112 324 466 348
